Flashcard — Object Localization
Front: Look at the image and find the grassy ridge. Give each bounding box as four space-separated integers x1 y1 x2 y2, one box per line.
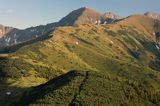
0 15 160 105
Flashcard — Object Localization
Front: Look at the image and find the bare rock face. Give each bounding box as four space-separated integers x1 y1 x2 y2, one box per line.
0 25 13 38
144 11 160 20
155 32 160 48
102 12 122 20
101 12 123 24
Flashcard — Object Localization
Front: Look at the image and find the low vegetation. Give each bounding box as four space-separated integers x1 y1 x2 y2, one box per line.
16 70 160 105
0 15 160 105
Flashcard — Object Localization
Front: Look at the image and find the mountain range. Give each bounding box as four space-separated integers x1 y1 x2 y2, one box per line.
0 7 160 105
1 7 159 49
0 7 122 48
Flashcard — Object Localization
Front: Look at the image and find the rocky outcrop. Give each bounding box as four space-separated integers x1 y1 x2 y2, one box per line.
0 25 13 38
101 12 123 24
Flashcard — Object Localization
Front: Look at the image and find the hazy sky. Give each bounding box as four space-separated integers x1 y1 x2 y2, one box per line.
0 0 159 29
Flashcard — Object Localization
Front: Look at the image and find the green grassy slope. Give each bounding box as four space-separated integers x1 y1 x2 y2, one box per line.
0 15 160 105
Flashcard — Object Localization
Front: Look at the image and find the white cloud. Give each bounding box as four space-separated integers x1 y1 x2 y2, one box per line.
6 9 14 14
0 9 14 16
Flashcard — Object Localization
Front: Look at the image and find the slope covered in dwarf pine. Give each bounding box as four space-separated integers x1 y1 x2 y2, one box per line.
17 70 160 105
0 15 160 105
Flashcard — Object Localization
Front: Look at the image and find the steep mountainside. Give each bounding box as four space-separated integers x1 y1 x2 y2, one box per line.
0 25 13 38
0 15 160 105
58 7 102 26
0 23 57 47
58 7 122 26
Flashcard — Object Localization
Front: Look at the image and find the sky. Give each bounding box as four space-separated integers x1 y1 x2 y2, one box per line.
0 0 159 29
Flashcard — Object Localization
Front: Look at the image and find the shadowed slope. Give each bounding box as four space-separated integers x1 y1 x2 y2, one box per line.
17 70 160 105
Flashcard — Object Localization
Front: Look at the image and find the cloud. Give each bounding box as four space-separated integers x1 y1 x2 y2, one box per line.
6 9 14 14
0 9 14 16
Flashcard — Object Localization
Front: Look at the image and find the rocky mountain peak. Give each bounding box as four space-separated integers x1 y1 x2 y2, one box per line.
103 12 123 20
144 11 160 20
58 7 102 26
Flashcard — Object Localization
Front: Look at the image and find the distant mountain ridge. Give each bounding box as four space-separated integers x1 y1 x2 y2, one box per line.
144 11 160 20
0 7 122 48
0 7 159 49
0 23 57 47
58 7 122 26
103 12 122 19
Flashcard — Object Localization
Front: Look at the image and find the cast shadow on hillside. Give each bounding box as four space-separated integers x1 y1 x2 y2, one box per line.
15 70 85 106
0 78 29 106
140 40 160 71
